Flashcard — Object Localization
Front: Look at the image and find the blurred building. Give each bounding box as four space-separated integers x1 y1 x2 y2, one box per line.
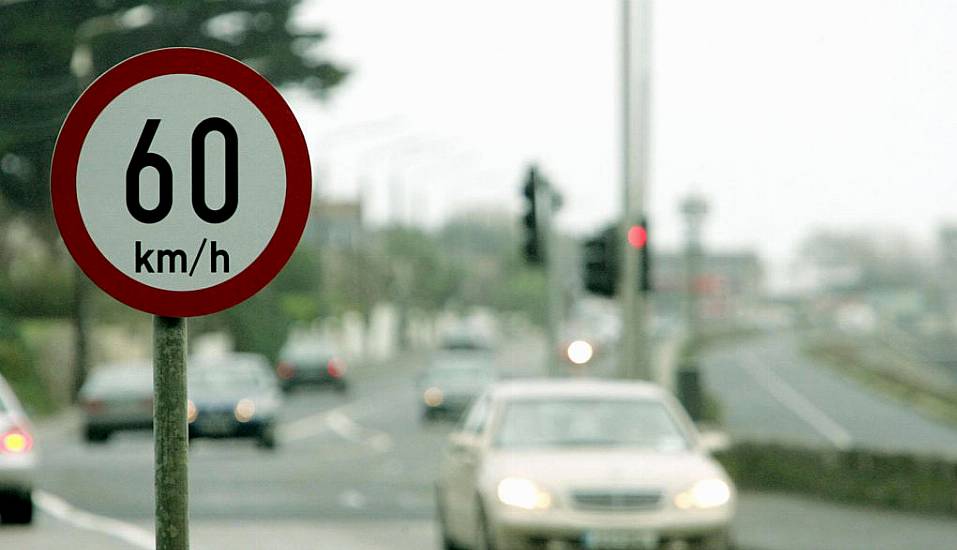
304 198 364 250
653 251 764 322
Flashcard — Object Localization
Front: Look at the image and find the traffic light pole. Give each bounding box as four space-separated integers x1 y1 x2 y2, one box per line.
619 0 653 380
539 183 562 378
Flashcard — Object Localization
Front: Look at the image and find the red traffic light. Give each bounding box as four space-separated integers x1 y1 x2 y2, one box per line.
627 225 647 249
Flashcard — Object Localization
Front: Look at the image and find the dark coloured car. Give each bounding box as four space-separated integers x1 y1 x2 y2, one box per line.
418 352 497 421
79 361 154 443
275 341 349 393
187 354 282 449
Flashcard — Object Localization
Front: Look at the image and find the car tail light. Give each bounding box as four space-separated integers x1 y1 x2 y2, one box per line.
276 361 295 380
83 399 106 415
327 358 344 379
0 427 32 454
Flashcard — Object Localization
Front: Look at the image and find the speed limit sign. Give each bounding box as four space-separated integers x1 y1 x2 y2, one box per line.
51 48 311 317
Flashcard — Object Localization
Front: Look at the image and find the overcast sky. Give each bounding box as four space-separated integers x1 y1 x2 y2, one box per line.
290 0 957 272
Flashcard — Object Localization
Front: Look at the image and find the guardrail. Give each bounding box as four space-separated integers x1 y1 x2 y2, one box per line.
714 440 957 516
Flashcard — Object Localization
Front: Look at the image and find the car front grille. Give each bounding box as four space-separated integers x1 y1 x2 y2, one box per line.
570 489 663 511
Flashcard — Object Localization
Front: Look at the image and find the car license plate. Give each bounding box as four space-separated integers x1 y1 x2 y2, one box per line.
583 530 658 550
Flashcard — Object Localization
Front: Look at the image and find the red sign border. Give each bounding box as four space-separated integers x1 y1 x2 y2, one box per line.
51 48 311 317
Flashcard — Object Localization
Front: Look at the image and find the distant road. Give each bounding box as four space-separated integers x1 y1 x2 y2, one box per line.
700 331 957 455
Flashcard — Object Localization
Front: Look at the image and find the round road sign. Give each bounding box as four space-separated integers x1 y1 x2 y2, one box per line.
51 48 311 317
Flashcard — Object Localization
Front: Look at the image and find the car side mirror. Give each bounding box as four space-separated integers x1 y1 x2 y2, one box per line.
697 429 730 454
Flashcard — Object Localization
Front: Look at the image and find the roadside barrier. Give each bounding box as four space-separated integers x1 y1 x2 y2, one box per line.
714 440 957 515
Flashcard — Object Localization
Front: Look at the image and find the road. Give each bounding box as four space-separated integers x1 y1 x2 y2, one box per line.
700 331 957 454
7 332 957 549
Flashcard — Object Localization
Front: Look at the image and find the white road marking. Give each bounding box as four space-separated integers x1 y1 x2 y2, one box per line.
326 410 394 453
34 490 156 550
279 400 394 452
740 358 853 449
278 403 352 443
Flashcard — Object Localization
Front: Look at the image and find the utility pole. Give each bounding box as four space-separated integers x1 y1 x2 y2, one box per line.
677 193 709 421
521 165 563 377
619 0 653 380
681 194 709 342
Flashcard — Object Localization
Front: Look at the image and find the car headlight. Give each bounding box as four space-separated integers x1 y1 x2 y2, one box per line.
674 479 732 510
497 478 552 510
187 400 198 423
234 399 256 422
423 387 444 407
566 340 594 365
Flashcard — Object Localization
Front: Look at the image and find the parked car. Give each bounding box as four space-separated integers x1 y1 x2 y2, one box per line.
436 379 735 550
188 354 282 449
275 341 349 393
417 352 497 421
0 374 35 524
79 361 153 443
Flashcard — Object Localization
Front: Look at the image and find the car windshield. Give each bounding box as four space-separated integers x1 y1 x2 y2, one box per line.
495 398 689 451
282 346 333 363
85 368 153 394
190 368 268 394
427 366 493 385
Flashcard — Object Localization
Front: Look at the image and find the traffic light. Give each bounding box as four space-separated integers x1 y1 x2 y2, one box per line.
632 216 652 293
521 165 543 264
583 224 619 296
583 217 652 296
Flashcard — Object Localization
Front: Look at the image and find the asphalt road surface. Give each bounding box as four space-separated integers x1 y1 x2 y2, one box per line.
7 332 957 549
700 331 957 454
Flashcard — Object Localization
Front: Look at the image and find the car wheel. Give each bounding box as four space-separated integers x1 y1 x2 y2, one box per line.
85 426 109 444
435 487 463 550
257 425 277 451
474 501 497 550
2 491 33 525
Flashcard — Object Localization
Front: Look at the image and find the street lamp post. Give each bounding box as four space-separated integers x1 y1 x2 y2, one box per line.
677 193 709 421
681 194 709 341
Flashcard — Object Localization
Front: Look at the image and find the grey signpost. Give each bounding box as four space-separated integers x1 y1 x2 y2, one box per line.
50 48 312 549
153 316 188 548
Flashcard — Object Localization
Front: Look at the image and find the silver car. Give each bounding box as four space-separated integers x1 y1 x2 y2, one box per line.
418 352 497 421
79 361 153 443
436 379 735 550
0 374 35 524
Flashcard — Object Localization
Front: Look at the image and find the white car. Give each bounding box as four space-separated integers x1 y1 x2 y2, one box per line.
0 374 35 524
436 379 734 550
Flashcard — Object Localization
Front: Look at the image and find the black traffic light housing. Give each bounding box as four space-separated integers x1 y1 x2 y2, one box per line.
583 224 619 296
638 215 652 294
521 166 544 264
582 217 652 296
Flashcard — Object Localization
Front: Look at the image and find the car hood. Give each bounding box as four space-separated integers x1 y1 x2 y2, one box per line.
481 448 729 491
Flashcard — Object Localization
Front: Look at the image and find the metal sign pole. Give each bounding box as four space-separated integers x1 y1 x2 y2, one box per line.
153 316 188 550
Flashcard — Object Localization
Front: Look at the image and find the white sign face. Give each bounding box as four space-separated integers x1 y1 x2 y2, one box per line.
77 74 286 291
52 48 312 317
